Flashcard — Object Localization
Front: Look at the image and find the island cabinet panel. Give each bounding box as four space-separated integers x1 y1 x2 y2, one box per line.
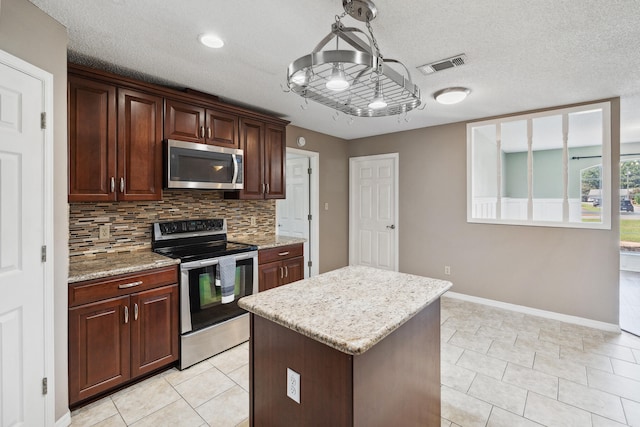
68 76 117 202
68 266 179 407
249 300 441 427
251 315 353 427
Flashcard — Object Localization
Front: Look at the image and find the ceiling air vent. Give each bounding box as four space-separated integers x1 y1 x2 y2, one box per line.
417 54 467 76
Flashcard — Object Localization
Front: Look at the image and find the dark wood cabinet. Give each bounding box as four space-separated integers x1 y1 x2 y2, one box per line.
231 120 286 200
68 74 162 202
258 244 304 291
165 99 239 149
68 266 179 406
68 76 117 202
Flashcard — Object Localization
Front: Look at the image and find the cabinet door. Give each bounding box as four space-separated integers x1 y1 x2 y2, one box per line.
130 284 179 378
206 109 239 148
258 261 282 292
118 89 163 201
68 76 117 202
264 125 286 199
68 296 130 405
283 256 304 285
164 99 205 143
238 118 265 199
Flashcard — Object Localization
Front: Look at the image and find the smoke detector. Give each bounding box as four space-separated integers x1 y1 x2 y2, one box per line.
417 54 467 76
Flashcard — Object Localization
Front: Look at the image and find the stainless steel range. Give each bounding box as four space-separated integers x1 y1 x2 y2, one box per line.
152 219 257 370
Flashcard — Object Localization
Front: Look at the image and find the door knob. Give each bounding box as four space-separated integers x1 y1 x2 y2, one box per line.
386 225 396 229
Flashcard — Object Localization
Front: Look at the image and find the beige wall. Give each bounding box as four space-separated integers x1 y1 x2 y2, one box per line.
349 100 621 324
286 125 350 273
0 0 69 420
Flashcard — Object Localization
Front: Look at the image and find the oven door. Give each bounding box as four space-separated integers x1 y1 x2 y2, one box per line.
180 251 257 334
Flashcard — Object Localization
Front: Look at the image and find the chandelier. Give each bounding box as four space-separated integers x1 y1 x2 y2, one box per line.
286 0 422 118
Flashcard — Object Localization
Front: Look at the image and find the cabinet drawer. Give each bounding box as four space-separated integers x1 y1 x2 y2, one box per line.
69 266 178 307
258 244 303 264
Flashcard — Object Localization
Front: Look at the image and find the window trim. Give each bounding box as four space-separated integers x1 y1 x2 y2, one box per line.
466 101 612 229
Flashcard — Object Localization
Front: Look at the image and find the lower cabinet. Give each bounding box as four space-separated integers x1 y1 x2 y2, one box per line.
258 244 304 291
68 266 179 406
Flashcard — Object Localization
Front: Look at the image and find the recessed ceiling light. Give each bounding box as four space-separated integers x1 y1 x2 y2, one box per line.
199 34 224 49
433 87 470 105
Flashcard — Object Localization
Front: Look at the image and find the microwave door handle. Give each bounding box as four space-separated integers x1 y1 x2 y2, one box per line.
231 154 239 184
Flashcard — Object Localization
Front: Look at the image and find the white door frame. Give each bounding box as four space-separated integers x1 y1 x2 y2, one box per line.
349 153 399 271
279 147 320 277
0 49 55 425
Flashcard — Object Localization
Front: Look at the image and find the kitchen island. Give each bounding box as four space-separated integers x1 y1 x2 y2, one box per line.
238 265 452 427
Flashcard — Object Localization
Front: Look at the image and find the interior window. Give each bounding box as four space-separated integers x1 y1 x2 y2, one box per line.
467 102 611 229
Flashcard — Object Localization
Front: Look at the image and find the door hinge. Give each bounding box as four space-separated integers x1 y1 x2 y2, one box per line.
307 214 312 221
307 260 313 267
42 377 48 395
40 112 46 130
308 167 312 175
41 245 47 262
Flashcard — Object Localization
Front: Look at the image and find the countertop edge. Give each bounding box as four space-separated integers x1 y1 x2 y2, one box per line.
68 254 180 284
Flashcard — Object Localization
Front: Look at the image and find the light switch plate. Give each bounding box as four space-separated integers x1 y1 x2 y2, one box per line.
287 368 300 404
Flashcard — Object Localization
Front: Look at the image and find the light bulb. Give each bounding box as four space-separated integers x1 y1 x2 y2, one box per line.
326 63 349 91
368 80 387 109
291 70 307 85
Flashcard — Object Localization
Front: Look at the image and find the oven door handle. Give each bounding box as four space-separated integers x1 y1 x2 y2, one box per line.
198 259 220 268
231 154 239 184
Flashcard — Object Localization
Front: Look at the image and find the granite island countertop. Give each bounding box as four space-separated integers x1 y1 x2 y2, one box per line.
229 234 306 250
68 251 180 283
238 265 452 355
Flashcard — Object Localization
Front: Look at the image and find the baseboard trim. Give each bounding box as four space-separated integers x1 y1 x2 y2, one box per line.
444 291 620 333
55 411 71 427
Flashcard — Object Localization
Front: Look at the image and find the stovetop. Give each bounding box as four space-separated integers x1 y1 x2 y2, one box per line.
151 219 256 262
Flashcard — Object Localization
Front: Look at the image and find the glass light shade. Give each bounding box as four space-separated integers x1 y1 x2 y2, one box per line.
434 87 470 105
326 64 350 91
368 96 387 109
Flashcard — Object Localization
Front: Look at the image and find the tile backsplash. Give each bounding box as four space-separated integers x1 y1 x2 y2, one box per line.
69 190 275 258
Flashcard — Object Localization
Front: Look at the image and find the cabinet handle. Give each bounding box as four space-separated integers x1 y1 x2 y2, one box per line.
134 303 138 321
119 177 125 193
124 306 129 324
200 126 205 138
266 183 270 194
118 280 143 289
280 266 284 279
262 183 266 194
110 177 115 193
278 251 290 256
285 266 288 278
207 127 212 139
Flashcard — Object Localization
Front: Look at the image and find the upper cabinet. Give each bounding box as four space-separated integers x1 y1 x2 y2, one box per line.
229 120 286 200
164 99 239 149
67 64 288 202
68 73 163 202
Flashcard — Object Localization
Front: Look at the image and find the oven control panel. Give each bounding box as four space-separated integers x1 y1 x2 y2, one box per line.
157 219 225 235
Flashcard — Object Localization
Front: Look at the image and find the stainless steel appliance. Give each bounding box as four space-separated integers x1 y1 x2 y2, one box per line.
152 219 257 369
164 139 244 190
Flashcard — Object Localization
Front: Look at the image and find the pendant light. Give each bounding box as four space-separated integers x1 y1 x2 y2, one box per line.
286 0 421 117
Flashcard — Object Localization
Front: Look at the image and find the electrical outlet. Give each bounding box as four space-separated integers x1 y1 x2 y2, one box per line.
99 225 110 240
444 265 451 275
287 368 300 404
324 202 329 211
250 217 256 226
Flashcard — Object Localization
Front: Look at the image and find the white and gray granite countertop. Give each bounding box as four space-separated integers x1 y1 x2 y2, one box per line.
229 234 306 250
238 265 452 355
68 251 180 283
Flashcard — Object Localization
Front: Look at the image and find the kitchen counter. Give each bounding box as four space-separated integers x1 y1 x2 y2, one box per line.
68 251 180 283
239 265 451 355
240 265 451 426
229 234 305 250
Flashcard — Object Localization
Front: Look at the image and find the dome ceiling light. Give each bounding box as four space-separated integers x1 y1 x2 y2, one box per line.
285 0 421 118
433 87 470 105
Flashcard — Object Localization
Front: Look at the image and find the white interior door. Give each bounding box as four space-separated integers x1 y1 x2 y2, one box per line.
0 51 52 426
349 154 399 271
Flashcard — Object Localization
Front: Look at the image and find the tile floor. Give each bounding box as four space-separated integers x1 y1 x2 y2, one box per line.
71 295 640 427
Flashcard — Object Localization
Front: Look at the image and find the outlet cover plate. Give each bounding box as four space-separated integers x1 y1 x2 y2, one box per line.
287 368 300 404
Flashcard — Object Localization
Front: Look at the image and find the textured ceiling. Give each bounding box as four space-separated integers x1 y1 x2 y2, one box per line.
28 0 640 142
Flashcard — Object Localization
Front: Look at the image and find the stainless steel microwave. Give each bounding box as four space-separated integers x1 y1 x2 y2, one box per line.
164 139 244 190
